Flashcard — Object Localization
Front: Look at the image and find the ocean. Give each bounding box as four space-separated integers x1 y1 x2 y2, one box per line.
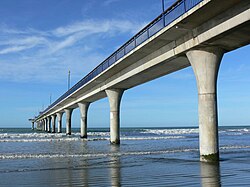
0 126 250 186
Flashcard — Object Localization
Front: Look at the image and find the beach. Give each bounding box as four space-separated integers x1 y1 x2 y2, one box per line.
0 126 250 186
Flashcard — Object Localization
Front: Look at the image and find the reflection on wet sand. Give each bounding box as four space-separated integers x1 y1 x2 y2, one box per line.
200 161 221 187
110 145 121 187
79 159 89 187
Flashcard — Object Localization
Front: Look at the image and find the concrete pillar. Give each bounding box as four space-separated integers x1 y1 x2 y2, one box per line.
186 47 224 162
47 116 51 133
31 122 34 130
78 102 90 139
105 89 124 144
51 115 56 133
65 109 73 135
44 119 47 131
56 112 63 133
41 121 45 131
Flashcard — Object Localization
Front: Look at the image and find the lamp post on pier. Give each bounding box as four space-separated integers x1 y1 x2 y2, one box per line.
68 70 71 90
162 0 165 12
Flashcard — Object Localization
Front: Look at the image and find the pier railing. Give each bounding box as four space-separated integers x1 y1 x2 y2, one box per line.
39 0 203 117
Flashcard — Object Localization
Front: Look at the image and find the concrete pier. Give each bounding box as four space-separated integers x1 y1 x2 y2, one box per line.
51 115 56 133
78 102 90 139
186 47 224 162
56 112 63 133
32 0 250 162
31 122 34 130
105 89 124 144
47 116 51 133
44 119 47 131
65 109 73 135
43 121 45 131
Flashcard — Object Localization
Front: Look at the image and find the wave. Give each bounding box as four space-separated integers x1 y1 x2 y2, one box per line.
0 127 249 142
142 129 199 135
0 137 80 143
87 132 110 136
142 128 250 136
0 132 65 139
1 144 250 160
220 145 250 150
120 136 185 140
219 128 250 136
0 136 185 142
0 149 198 160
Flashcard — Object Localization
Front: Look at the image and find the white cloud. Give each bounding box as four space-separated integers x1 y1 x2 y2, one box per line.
103 0 120 6
52 19 142 37
0 18 145 83
0 36 48 54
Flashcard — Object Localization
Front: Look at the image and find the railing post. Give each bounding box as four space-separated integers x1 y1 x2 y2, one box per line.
162 13 165 27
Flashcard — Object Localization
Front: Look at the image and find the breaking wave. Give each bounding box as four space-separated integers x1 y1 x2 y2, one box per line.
0 149 198 160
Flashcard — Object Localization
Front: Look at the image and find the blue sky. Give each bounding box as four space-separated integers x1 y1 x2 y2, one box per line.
0 0 249 128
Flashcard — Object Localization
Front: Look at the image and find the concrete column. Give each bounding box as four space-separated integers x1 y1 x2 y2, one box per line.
51 115 56 133
186 47 224 162
47 116 51 133
44 119 47 131
56 112 63 133
65 109 73 135
36 121 39 130
78 102 90 139
31 122 34 130
41 121 45 131
105 89 124 144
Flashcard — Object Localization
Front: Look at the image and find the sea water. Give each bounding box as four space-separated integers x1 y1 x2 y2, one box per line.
0 126 250 186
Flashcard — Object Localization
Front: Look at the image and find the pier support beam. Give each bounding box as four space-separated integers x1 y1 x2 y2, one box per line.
186 47 224 162
105 89 124 144
47 116 51 133
43 121 45 131
31 122 34 130
65 109 73 135
51 115 56 133
78 102 90 139
44 119 47 131
56 112 63 133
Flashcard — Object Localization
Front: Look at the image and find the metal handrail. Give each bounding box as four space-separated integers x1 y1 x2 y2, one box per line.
37 0 203 118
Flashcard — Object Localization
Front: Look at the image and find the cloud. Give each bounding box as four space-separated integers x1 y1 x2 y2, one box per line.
0 36 48 54
0 18 145 83
52 19 142 37
49 32 86 53
103 0 120 6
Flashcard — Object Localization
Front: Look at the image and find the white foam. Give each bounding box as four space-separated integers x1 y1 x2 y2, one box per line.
142 129 199 135
0 149 198 160
87 132 110 136
120 136 185 140
220 145 250 150
0 137 80 142
0 132 64 139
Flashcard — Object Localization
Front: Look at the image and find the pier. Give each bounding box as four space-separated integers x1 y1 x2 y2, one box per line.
32 0 250 161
